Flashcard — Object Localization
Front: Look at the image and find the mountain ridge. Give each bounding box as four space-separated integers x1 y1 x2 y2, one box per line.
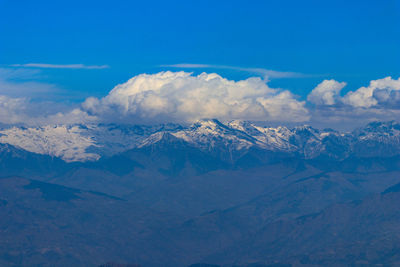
0 120 399 163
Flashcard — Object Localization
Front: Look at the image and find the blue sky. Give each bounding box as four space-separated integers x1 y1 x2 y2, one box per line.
1 0 399 99
0 0 399 128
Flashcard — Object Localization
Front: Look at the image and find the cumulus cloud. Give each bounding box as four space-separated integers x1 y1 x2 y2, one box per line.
307 76 400 127
81 71 310 123
0 69 399 127
66 73 400 126
307 80 347 105
308 76 400 109
342 77 400 108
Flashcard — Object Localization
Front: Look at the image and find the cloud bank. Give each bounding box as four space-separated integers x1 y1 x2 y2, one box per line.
0 71 399 127
82 71 309 123
308 76 400 109
308 76 400 126
343 77 400 108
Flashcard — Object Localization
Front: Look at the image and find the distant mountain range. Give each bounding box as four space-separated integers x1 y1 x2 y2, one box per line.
1 120 400 266
1 120 400 162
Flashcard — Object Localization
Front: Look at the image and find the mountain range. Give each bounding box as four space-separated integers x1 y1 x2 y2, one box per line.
1 120 400 163
0 120 400 266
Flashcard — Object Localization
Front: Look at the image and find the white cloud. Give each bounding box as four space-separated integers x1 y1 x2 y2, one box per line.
0 95 97 126
0 68 97 125
82 71 310 123
307 79 347 105
307 77 400 108
307 77 400 128
0 69 399 128
342 77 400 108
43 108 98 125
10 63 109 69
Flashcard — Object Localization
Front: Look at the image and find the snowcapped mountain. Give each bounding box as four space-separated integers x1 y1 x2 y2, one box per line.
351 121 400 157
0 120 399 162
0 125 100 162
0 123 182 162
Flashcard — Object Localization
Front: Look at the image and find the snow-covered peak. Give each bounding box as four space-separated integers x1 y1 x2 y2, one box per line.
228 120 263 136
227 121 296 151
292 125 319 136
351 121 400 150
174 119 256 151
0 125 100 162
0 120 399 162
138 131 185 148
191 119 230 131
0 124 169 162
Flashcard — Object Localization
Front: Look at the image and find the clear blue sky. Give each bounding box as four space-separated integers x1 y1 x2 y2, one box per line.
0 0 399 101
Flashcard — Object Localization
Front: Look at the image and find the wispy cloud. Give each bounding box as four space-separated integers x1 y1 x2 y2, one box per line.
164 64 211 68
161 63 306 80
0 68 58 98
10 63 109 69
